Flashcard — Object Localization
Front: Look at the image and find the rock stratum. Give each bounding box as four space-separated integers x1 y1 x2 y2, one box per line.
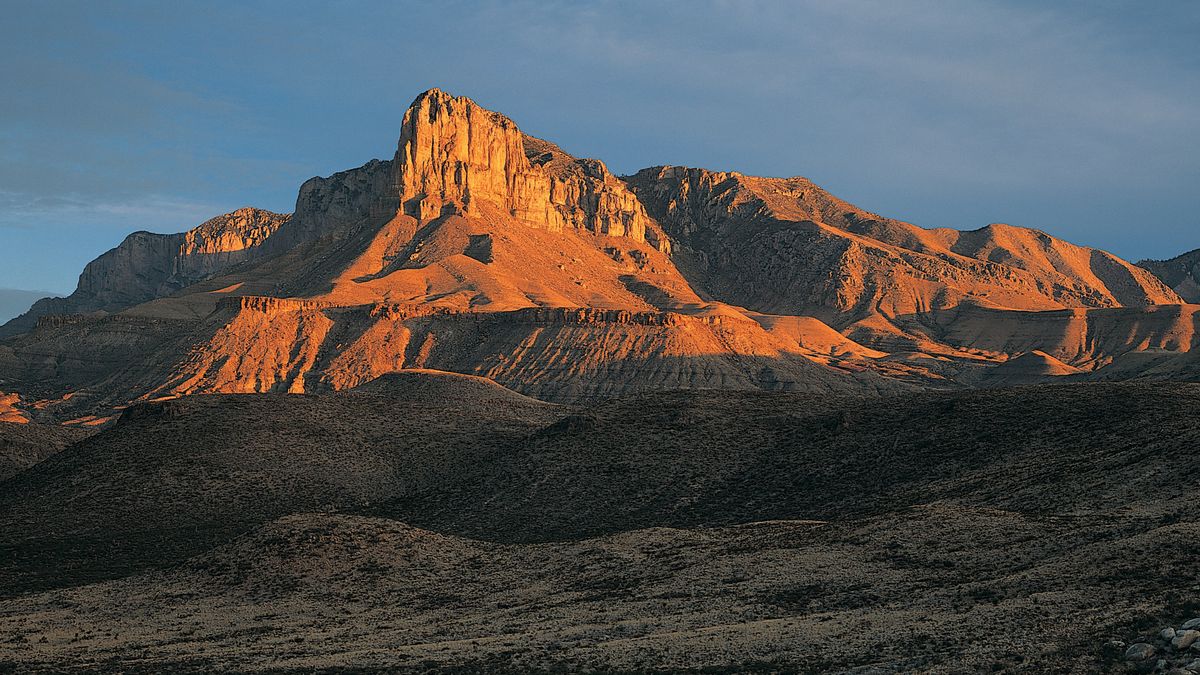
1 87 1198 422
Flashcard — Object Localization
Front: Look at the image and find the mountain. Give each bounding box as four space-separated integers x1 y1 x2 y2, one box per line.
0 377 1196 671
0 88 1196 422
0 208 289 337
1139 248 1200 303
0 289 59 325
627 167 1178 322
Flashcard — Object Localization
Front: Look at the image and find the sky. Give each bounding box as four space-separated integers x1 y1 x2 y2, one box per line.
1 0 1197 294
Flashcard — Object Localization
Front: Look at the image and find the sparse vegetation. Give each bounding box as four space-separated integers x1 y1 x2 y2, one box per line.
0 377 1196 671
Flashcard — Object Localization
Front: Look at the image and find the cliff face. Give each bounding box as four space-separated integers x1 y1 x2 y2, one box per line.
0 208 290 337
268 159 398 252
78 207 290 306
394 89 668 251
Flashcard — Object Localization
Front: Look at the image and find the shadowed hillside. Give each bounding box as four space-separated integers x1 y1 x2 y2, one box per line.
0 376 1196 672
1140 248 1200 302
0 422 91 481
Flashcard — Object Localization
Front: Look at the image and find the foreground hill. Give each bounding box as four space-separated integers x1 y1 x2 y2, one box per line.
0 421 90 481
0 377 1196 671
0 88 1195 422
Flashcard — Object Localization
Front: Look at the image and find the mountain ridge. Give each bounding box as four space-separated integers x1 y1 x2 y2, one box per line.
0 87 1196 422
1139 247 1200 303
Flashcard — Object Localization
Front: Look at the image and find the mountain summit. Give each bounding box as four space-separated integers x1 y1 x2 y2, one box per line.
394 88 667 248
0 88 1196 422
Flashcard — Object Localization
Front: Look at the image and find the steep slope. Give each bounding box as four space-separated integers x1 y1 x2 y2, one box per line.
274 88 685 311
151 301 895 402
625 167 1180 328
928 302 1200 369
0 208 290 337
1139 247 1200 302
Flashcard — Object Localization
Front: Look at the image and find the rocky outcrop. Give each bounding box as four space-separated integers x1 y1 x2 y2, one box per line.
1116 617 1200 673
0 208 289 337
0 392 28 424
175 208 290 275
268 159 398 252
216 296 335 314
394 89 668 251
1139 248 1200 303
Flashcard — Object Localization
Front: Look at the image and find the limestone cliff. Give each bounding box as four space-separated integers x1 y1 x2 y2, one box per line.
394 89 669 251
267 159 398 252
0 208 289 337
3 87 1197 422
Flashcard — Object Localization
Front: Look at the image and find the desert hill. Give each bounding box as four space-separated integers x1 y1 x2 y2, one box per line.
0 371 559 593
980 350 1082 387
0 88 1197 421
0 378 1196 671
0 420 91 481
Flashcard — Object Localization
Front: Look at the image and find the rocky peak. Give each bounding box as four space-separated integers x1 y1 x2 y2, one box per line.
0 207 291 337
393 89 524 220
182 207 289 255
392 89 669 251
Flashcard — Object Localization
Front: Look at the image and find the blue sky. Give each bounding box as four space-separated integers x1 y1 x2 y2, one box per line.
1 0 1197 293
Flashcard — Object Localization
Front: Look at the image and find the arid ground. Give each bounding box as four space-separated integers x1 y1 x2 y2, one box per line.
0 374 1197 672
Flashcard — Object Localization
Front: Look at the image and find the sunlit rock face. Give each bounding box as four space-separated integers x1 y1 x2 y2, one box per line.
0 208 290 337
78 207 290 306
2 86 1199 424
394 89 669 251
173 208 290 279
626 165 1181 324
0 392 28 424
